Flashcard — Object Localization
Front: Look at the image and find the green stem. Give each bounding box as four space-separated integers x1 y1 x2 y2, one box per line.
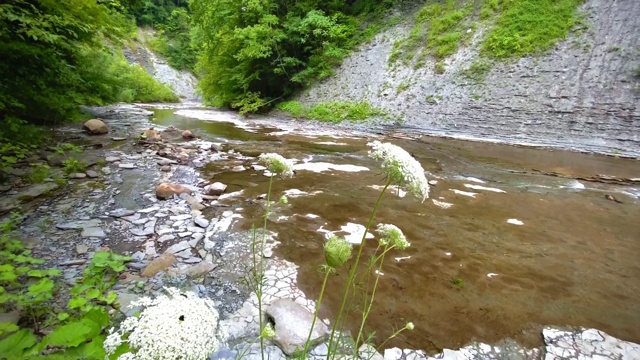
301 268 331 358
326 179 391 359
258 176 274 360
236 335 262 360
374 325 410 357
354 245 391 354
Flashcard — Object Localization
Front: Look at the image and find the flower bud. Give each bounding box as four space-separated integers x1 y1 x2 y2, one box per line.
324 235 352 269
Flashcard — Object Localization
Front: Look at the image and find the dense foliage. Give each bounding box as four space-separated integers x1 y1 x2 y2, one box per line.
191 0 394 113
0 0 177 126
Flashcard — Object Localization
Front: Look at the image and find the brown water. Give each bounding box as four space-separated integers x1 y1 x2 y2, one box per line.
153 109 640 352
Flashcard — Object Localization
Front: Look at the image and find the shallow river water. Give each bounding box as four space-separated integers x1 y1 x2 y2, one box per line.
152 107 640 353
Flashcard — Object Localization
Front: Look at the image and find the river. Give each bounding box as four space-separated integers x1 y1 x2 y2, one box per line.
146 105 640 352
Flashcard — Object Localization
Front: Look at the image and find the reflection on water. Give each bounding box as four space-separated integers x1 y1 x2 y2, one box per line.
152 107 640 353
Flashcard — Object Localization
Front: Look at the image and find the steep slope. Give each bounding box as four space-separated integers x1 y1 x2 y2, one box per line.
123 29 199 102
297 0 640 157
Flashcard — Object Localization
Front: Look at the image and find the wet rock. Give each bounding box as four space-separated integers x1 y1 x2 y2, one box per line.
210 143 224 152
76 244 89 255
111 137 126 141
18 183 59 201
83 119 108 135
69 173 86 179
184 259 216 278
194 217 209 228
543 327 640 360
86 170 99 178
116 292 141 317
165 240 191 254
231 165 246 172
141 253 176 277
81 227 106 238
108 208 136 218
161 165 172 172
157 158 177 166
119 163 136 169
265 298 329 355
105 156 120 162
182 130 195 139
158 234 175 243
156 183 192 200
204 182 227 196
383 348 403 359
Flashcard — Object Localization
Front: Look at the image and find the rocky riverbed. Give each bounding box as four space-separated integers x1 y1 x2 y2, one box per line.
1 103 639 359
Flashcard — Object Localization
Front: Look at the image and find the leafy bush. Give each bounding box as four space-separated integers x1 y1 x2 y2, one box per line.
482 0 584 58
277 101 386 123
0 214 129 359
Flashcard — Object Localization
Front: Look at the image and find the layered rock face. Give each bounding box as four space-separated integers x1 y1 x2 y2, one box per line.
297 0 640 157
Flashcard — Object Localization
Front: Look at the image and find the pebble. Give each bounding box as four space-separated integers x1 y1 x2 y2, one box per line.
194 217 209 228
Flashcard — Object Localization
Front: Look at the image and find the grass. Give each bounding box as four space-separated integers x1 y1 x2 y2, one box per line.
462 60 492 82
277 101 386 123
482 0 584 58
390 0 471 68
396 81 411 94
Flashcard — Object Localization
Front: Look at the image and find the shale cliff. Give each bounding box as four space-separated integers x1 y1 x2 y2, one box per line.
297 0 640 157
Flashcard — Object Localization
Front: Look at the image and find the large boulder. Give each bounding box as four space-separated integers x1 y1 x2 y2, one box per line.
155 183 192 199
83 119 108 135
265 299 329 355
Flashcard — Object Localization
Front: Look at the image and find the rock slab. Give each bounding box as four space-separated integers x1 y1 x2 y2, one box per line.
265 298 329 355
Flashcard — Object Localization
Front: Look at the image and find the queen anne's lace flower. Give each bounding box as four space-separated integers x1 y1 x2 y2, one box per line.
376 223 410 250
367 141 429 202
259 153 295 178
104 287 220 360
324 235 353 269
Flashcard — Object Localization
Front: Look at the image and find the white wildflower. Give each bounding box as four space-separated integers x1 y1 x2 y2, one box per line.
367 141 429 201
258 153 294 178
104 287 220 360
406 322 415 330
376 224 410 250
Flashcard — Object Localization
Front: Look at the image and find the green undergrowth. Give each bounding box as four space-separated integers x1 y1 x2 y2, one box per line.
482 0 584 58
389 0 584 70
277 101 387 123
0 214 129 359
389 0 471 70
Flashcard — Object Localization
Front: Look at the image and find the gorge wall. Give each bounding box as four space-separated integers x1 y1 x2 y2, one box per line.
296 0 640 158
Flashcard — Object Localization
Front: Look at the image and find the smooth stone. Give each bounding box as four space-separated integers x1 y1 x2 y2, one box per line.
157 158 177 166
118 163 136 169
105 156 120 162
194 217 209 228
161 165 171 172
69 173 86 179
86 170 99 178
165 241 191 254
265 299 329 355
116 292 141 317
141 253 176 277
76 244 89 255
204 182 227 196
83 119 108 135
108 208 136 218
81 227 106 238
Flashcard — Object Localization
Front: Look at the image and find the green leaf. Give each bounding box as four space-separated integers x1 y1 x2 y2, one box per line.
83 307 109 328
27 278 54 296
68 297 87 309
85 288 101 299
0 271 17 282
0 264 14 272
64 335 106 359
0 321 19 336
27 269 45 277
57 312 70 321
0 329 37 357
104 291 117 305
44 318 100 348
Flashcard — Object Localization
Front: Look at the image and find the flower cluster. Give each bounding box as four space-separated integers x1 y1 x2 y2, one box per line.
367 141 429 202
259 153 295 178
376 223 410 250
104 287 220 360
324 235 353 269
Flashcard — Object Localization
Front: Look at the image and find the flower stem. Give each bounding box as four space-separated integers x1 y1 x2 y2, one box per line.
302 268 331 358
326 179 391 359
354 245 390 354
375 325 410 355
258 176 274 360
